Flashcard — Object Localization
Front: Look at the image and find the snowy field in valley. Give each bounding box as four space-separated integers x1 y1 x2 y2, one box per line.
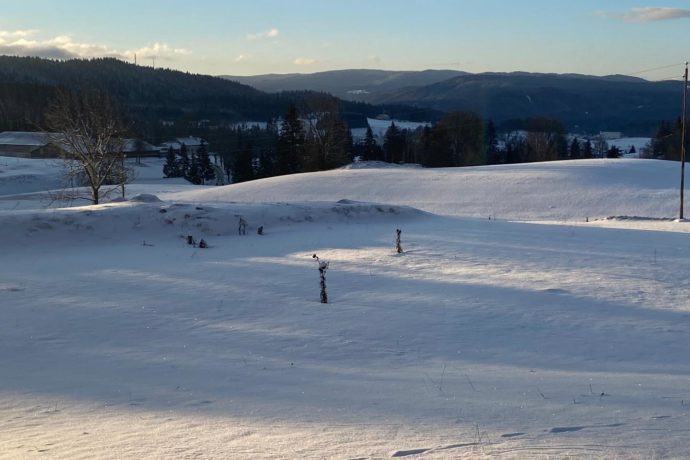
2 156 690 459
351 118 430 142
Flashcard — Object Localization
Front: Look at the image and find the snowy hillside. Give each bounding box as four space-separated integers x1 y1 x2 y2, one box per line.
175 158 683 221
2 156 690 459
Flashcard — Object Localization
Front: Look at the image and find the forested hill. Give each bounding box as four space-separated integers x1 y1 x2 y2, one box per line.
0 56 438 134
226 68 684 136
368 72 683 135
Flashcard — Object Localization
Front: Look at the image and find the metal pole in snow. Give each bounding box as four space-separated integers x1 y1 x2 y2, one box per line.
680 62 688 220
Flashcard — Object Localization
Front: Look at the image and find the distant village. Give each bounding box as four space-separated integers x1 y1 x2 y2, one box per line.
0 131 209 160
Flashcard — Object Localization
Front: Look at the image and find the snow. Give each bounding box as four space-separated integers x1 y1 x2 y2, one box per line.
608 137 651 157
0 131 54 146
352 118 430 142
2 155 690 458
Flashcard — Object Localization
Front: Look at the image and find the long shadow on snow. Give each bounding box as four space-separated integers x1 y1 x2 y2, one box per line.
2 214 690 424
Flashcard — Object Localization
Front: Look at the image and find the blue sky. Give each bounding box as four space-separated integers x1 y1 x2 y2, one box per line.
0 0 688 80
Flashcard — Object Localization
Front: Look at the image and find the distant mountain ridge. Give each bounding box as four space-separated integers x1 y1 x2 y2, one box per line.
0 57 438 135
222 69 468 100
224 69 683 135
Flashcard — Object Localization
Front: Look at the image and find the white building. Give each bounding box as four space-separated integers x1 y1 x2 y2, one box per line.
159 136 207 156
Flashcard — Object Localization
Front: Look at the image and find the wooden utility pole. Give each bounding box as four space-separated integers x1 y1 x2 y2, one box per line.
680 62 688 220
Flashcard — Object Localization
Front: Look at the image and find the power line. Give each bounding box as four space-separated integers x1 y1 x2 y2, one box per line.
655 74 685 81
627 63 684 77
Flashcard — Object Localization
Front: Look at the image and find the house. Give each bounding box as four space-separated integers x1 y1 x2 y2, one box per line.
599 131 623 140
0 131 65 158
122 139 160 158
0 131 159 159
159 136 208 156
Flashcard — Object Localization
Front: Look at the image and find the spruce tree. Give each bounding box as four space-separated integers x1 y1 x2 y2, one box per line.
276 104 305 175
233 142 255 183
570 138 582 159
179 143 190 177
434 112 486 166
383 122 406 163
606 145 622 158
420 125 452 167
197 140 215 183
186 152 202 184
256 147 276 178
163 146 180 177
304 112 351 171
583 140 594 159
362 125 381 161
485 119 499 164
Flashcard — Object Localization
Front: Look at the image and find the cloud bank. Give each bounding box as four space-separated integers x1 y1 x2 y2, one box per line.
293 57 317 66
247 28 279 41
600 7 690 23
0 29 190 62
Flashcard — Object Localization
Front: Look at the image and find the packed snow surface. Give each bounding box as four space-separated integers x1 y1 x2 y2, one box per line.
2 156 690 459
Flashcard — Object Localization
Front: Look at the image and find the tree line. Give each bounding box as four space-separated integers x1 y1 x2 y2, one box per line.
650 117 689 161
188 106 621 186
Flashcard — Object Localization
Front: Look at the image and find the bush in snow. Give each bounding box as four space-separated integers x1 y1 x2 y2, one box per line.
312 254 329 304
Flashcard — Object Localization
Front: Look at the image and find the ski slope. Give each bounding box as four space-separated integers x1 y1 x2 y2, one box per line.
1 156 690 459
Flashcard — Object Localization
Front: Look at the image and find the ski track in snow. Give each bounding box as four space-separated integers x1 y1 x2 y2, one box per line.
1 156 690 458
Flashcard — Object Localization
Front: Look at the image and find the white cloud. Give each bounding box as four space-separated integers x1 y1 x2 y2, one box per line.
0 29 191 62
126 42 191 61
0 29 35 39
368 55 382 65
234 54 249 62
293 57 317 66
247 28 279 41
599 7 690 23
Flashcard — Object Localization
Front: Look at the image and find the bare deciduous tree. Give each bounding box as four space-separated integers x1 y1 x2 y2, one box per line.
45 88 132 205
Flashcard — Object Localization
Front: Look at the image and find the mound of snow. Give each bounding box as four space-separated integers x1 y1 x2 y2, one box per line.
129 193 163 203
342 161 422 170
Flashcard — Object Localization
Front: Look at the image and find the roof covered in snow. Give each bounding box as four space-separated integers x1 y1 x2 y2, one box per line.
0 131 56 146
160 137 206 149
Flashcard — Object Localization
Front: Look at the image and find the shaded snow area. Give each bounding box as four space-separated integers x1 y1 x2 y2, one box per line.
2 155 690 459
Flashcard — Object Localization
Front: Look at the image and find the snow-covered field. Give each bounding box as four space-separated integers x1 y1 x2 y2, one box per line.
609 138 651 157
351 118 430 143
2 156 690 459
